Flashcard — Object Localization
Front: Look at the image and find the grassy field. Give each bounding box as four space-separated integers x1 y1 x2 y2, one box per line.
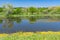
0 31 60 40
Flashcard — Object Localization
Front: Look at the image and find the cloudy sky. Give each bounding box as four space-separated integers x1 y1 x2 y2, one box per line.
0 0 60 7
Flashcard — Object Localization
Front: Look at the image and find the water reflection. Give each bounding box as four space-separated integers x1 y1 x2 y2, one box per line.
1 16 60 28
2 16 39 28
3 17 13 28
29 16 37 23
0 20 3 23
0 16 60 33
2 17 22 28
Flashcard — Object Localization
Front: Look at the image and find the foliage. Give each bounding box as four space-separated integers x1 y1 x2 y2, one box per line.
28 7 38 14
0 8 3 12
0 4 60 20
13 8 23 15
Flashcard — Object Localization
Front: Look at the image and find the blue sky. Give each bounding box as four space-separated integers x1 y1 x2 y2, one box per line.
0 0 60 7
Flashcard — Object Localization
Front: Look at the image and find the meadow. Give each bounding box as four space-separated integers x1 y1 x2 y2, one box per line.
0 32 60 40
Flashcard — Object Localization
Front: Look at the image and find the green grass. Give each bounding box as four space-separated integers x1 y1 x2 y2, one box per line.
0 34 60 40
0 32 60 40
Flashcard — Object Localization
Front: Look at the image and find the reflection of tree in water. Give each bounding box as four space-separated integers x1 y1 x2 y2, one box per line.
3 17 13 28
13 17 22 23
3 17 21 28
29 16 37 24
0 19 3 23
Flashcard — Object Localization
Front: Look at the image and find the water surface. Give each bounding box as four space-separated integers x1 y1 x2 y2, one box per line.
0 17 60 33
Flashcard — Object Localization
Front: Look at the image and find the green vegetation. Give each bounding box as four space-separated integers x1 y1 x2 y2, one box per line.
1 34 60 40
0 4 60 20
0 32 60 40
0 4 60 40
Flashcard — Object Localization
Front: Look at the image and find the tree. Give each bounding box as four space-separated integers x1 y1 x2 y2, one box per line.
38 7 48 14
3 4 14 15
28 7 38 15
13 7 23 15
0 8 3 12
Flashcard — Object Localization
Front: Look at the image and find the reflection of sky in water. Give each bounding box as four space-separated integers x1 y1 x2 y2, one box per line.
0 19 60 33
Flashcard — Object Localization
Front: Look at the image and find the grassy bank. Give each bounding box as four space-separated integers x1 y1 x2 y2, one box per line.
0 32 60 40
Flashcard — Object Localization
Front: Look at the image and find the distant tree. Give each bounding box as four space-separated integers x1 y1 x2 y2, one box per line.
0 8 3 12
13 8 23 15
38 7 48 12
3 4 14 15
28 7 38 15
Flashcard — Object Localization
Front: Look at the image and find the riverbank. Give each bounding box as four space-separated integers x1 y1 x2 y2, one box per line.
0 31 60 40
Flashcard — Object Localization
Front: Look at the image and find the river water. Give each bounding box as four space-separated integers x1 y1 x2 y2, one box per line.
0 17 60 33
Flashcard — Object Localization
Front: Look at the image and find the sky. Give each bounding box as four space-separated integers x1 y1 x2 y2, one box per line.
0 0 60 7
